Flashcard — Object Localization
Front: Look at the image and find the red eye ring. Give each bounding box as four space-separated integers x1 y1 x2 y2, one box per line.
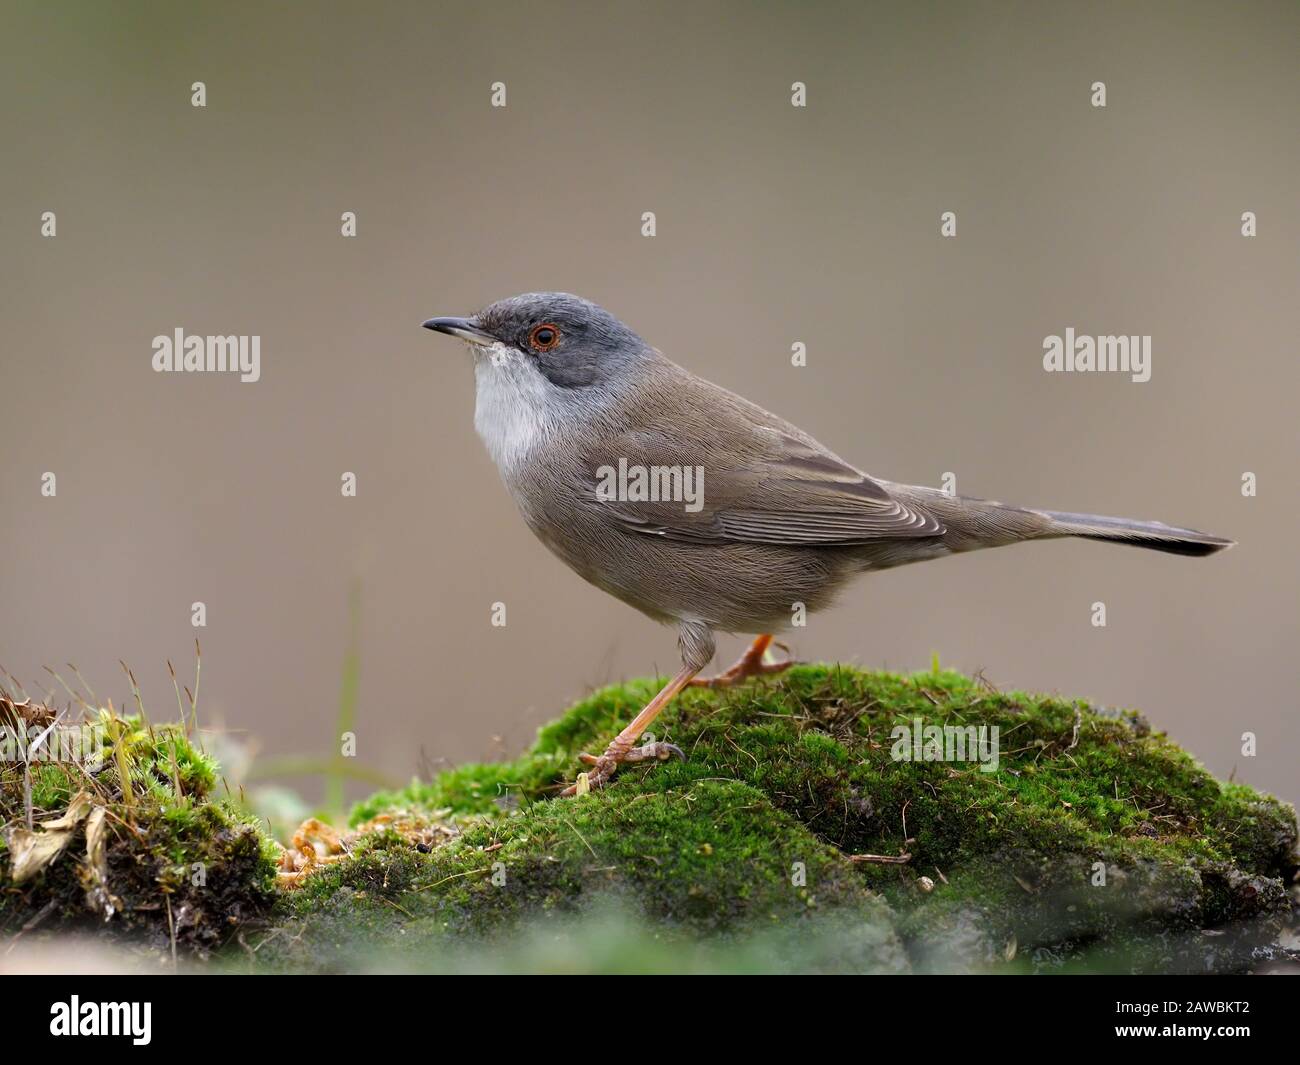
529 323 560 351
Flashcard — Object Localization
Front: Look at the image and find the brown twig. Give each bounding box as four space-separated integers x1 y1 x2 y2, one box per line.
847 852 912 864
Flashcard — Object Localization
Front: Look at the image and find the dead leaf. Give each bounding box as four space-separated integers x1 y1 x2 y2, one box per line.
6 792 95 884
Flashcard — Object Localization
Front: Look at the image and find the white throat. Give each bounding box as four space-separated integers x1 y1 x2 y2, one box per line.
472 342 556 475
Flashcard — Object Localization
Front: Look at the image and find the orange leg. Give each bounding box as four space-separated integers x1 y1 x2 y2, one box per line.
688 634 795 689
560 664 699 796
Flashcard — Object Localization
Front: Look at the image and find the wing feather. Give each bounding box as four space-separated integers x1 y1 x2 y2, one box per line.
591 426 944 547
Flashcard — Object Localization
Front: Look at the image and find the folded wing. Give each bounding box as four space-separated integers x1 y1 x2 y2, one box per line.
590 426 944 547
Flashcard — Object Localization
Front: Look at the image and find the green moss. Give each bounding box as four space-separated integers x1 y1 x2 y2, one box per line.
259 665 1296 973
0 709 278 954
355 666 1292 869
7 666 1294 972
261 777 905 973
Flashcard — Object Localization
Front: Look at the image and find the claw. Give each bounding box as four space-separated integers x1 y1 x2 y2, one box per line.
557 662 701 799
622 740 684 764
690 638 799 688
560 740 684 796
768 640 794 667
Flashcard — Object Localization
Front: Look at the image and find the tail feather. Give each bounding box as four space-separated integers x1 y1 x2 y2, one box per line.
881 484 1235 559
1035 509 1235 557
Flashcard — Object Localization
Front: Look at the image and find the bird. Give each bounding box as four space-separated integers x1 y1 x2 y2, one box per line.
423 293 1233 795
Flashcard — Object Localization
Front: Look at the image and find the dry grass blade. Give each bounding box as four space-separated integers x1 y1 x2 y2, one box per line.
190 638 201 737
106 700 135 818
846 852 912 865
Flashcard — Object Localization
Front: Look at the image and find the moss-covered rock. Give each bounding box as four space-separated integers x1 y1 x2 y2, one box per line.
264 778 906 973
4 667 1296 973
0 698 279 956
259 665 1297 974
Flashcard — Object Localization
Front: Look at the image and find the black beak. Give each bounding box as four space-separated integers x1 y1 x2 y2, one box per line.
422 316 495 345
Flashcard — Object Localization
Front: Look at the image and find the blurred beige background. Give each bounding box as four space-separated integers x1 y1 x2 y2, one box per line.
1 1 1296 807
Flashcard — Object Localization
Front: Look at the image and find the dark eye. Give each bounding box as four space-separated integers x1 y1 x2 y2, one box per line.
529 323 560 351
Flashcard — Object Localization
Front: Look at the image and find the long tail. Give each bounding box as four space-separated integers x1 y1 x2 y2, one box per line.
1031 509 1235 557
883 483 1235 559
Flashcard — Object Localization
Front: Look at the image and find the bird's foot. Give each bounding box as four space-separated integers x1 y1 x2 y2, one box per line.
560 739 685 796
689 635 796 689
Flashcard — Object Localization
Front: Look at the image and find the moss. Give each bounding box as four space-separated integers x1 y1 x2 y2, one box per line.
353 666 1293 868
262 778 905 972
6 666 1295 972
0 703 279 955
257 664 1296 973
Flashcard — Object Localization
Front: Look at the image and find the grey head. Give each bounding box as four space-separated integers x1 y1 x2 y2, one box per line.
422 292 651 390
423 292 659 475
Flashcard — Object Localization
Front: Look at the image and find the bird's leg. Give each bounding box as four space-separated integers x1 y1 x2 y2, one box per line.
688 633 795 688
561 664 699 796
